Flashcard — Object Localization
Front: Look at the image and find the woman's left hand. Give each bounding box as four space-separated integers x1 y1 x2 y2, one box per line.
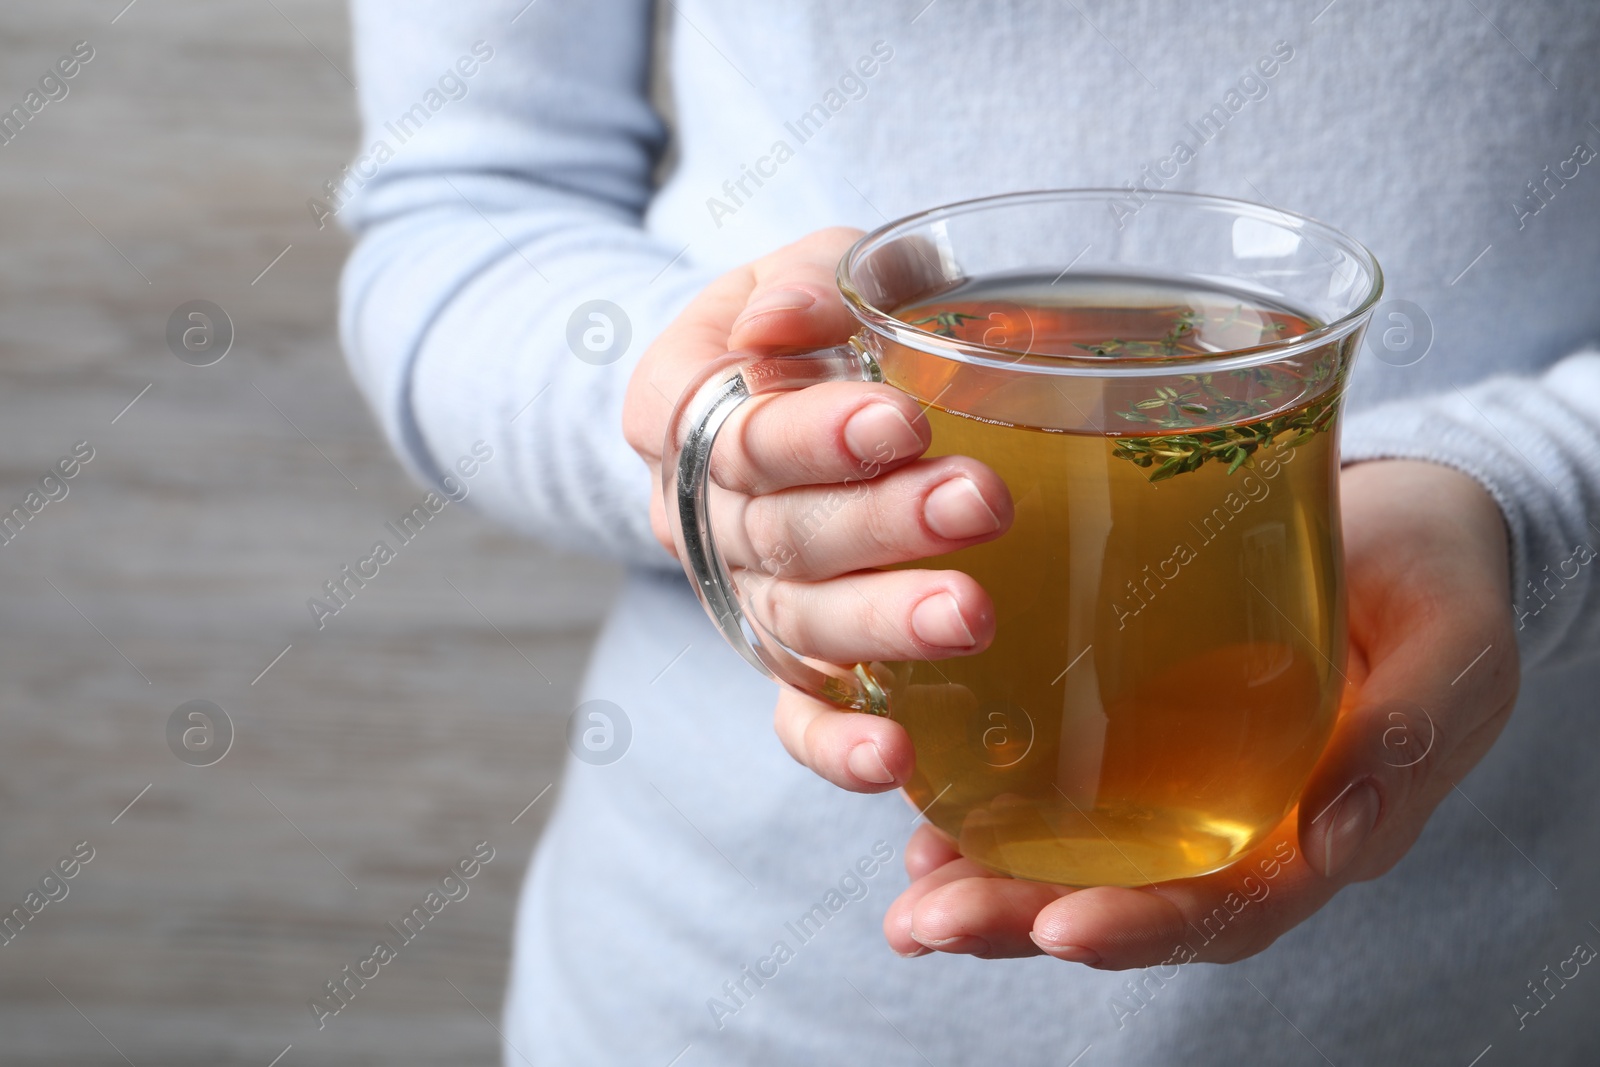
875 459 1522 965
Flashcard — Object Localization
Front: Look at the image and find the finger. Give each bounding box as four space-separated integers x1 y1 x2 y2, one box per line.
1295 541 1517 884
888 821 1313 969
770 681 973 796
742 567 995 662
1296 621 1516 883
1030 821 1323 969
904 822 961 881
882 855 1005 957
727 227 864 352
1025 621 1517 970
624 267 767 460
771 687 914 793
712 456 1012 580
706 381 932 494
625 227 864 459
1300 459 1519 881
1030 886 1195 968
906 874 1076 959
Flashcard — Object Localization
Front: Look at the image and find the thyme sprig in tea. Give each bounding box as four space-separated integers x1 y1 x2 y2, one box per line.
898 292 1336 483
1073 307 1287 359
1113 391 1337 482
907 310 983 337
1073 307 1204 358
1113 356 1338 482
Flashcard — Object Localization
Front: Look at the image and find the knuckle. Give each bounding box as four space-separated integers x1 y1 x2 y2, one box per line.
857 484 918 555
740 497 796 577
708 444 760 495
726 393 840 494
767 422 826 484
795 490 869 575
753 578 802 647
710 397 777 494
800 711 839 771
868 593 914 653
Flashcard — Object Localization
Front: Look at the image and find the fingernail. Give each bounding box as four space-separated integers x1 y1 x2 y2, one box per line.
1317 780 1380 879
912 934 990 955
843 402 923 465
911 592 977 650
1029 933 1102 966
893 944 932 958
923 477 1002 540
847 742 895 785
733 287 815 326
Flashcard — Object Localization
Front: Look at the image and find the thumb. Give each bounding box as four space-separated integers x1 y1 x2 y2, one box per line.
1295 625 1514 883
727 226 864 352
1298 460 1519 883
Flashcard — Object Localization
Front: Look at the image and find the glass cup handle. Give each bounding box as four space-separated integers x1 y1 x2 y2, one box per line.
662 341 891 716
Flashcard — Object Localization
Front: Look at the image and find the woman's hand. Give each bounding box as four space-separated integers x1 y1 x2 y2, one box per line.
627 235 1521 966
878 459 1521 965
623 229 1014 790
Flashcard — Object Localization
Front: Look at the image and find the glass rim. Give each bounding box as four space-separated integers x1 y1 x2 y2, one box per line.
835 188 1385 379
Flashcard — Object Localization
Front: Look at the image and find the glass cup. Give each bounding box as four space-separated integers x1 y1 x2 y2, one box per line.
663 190 1382 887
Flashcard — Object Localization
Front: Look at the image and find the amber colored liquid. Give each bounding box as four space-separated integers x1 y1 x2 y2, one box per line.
883 276 1346 886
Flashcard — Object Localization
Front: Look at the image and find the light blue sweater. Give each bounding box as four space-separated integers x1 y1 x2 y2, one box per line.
339 2 1600 1062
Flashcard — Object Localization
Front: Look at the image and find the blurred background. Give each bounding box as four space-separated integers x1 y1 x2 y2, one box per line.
0 2 618 1063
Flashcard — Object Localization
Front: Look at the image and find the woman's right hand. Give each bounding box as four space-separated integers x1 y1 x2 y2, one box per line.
622 228 1014 792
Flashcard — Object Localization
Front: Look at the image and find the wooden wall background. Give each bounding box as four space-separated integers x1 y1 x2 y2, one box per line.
0 2 618 1063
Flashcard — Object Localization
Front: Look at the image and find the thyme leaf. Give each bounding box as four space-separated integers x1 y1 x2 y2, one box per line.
1111 356 1339 481
1112 393 1338 481
907 311 983 337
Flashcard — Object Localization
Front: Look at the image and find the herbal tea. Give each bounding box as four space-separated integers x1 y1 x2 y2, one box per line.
880 275 1346 886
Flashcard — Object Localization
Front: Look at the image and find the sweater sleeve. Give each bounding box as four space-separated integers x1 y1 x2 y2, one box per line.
336 0 715 569
1341 352 1600 672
